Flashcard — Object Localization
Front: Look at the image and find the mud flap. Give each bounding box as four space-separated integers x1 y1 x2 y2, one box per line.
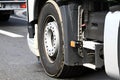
104 11 120 79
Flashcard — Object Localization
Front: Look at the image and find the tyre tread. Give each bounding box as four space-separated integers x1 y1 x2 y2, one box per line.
58 65 88 78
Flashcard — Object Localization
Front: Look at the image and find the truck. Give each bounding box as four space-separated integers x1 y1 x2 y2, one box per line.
0 0 26 21
27 0 120 79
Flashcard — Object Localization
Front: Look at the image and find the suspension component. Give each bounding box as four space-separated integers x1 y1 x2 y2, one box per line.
78 5 84 57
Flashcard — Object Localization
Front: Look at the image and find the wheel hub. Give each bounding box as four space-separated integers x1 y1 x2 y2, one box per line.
44 21 60 58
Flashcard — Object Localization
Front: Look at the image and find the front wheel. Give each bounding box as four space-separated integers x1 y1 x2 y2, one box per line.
38 2 86 78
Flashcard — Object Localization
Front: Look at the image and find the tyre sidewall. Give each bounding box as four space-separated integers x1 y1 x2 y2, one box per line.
38 3 64 76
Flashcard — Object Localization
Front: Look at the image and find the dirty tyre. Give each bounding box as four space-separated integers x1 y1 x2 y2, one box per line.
38 2 86 78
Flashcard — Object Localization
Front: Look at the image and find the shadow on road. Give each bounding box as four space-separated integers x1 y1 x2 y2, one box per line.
0 16 28 27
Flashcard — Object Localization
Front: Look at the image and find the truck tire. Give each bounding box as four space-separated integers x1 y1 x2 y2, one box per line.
38 2 87 78
0 14 10 21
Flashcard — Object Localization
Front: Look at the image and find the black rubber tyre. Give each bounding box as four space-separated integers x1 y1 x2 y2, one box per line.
0 14 10 21
38 2 87 78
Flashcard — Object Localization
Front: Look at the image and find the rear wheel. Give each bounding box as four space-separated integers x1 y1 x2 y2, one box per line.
38 2 86 78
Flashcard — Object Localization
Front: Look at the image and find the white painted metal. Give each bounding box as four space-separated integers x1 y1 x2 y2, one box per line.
104 11 120 79
83 63 96 70
83 41 100 50
28 0 35 22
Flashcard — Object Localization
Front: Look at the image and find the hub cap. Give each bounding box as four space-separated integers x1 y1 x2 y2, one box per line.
44 20 60 62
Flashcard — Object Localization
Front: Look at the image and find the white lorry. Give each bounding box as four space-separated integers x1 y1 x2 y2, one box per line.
0 0 26 21
27 0 120 79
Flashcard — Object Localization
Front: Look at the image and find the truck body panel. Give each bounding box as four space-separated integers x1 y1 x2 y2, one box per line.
104 11 120 79
27 0 34 22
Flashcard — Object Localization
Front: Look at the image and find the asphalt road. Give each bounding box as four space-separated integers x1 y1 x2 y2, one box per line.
0 16 115 80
